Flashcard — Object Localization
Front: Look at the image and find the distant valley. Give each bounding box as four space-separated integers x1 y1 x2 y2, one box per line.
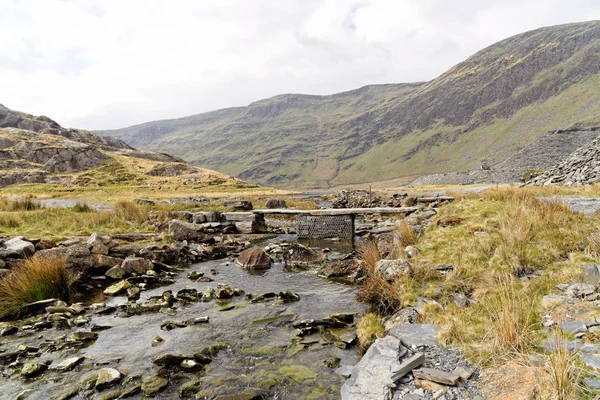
99 21 600 188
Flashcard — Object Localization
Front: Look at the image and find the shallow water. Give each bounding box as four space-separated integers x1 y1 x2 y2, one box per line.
0 240 365 400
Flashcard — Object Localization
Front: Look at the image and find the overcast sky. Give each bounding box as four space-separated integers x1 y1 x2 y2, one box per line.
1 0 599 130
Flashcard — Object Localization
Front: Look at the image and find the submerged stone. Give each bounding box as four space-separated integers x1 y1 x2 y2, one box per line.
141 376 168 396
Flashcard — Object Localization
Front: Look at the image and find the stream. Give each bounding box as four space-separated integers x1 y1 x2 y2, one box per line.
0 236 365 400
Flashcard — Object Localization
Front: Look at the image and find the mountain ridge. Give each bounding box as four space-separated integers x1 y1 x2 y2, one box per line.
99 20 600 188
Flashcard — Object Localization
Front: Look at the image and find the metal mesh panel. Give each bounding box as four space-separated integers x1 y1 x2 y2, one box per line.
296 214 354 239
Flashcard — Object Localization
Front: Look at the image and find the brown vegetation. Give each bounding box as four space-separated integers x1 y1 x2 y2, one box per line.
0 256 71 318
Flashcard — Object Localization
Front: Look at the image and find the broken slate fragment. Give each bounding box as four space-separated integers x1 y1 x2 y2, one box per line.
413 367 461 386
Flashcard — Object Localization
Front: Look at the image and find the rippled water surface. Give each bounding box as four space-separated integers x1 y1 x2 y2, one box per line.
1 239 365 400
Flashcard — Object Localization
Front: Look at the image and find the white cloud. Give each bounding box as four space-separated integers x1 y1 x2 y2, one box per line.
0 0 598 129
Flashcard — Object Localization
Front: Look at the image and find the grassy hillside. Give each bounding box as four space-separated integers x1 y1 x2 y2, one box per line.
100 21 600 188
0 104 271 202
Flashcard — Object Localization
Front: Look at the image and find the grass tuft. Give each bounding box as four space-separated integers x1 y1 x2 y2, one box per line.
0 195 41 212
72 202 93 212
357 313 385 350
114 200 149 224
544 333 582 400
0 256 71 319
394 220 418 249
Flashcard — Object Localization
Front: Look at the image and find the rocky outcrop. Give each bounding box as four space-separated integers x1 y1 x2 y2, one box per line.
146 162 196 176
0 104 213 189
529 132 600 186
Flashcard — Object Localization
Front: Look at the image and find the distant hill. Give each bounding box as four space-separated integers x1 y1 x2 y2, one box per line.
99 21 600 188
0 104 247 190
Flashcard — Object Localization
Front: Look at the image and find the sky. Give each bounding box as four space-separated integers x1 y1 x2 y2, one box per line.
1 0 599 130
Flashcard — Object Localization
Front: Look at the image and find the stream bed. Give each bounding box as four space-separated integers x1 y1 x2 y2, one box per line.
0 237 365 400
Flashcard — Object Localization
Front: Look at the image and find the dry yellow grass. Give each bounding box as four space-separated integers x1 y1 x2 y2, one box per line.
356 313 385 350
358 186 600 369
394 220 418 248
544 333 582 400
0 256 71 318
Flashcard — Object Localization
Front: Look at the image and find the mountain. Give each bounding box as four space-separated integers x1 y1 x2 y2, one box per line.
99 21 600 188
0 104 247 190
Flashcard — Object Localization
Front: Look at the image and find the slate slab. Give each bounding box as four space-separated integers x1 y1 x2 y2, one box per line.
389 324 438 347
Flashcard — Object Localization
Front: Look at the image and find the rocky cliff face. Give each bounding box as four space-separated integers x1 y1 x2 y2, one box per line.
0 104 222 189
409 126 600 186
529 130 600 186
100 21 600 188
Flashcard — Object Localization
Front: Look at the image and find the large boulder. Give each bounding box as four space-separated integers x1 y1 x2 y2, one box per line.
0 237 35 259
168 220 206 241
374 259 412 280
237 248 271 270
35 246 94 275
319 258 366 283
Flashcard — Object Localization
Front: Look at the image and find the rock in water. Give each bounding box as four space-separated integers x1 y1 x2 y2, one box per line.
95 368 122 390
341 336 407 400
21 362 47 377
236 247 271 270
319 258 366 283
103 280 131 296
281 243 326 270
141 376 168 396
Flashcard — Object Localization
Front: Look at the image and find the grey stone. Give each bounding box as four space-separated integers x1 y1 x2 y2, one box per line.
121 257 153 274
390 352 425 381
0 236 35 259
566 283 596 298
584 378 600 389
374 259 412 280
341 336 407 400
86 232 113 255
581 264 600 285
452 293 469 308
335 365 354 378
581 354 600 371
168 219 206 241
389 324 438 347
560 320 588 335
56 356 84 371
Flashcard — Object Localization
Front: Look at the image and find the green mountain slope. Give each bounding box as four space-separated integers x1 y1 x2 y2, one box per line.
99 21 600 188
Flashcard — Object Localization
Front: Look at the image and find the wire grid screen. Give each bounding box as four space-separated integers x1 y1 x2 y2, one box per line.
296 214 354 239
